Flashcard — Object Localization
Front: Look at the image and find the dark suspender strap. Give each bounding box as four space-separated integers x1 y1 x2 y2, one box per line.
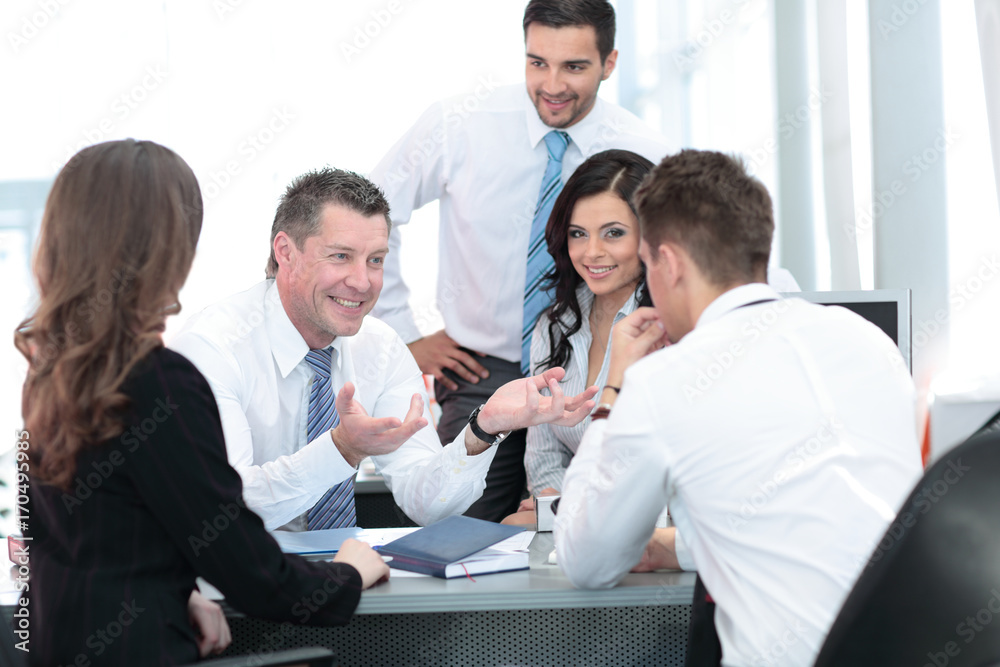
685 575 723 667
684 296 776 666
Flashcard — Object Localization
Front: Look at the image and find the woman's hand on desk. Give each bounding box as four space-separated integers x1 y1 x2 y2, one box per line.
334 538 390 589
631 528 681 572
517 487 559 513
188 589 231 657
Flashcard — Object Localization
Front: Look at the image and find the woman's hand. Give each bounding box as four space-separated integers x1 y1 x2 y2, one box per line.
333 538 390 589
188 589 231 658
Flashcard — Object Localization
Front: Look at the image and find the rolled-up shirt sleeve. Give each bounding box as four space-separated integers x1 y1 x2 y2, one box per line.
365 326 497 525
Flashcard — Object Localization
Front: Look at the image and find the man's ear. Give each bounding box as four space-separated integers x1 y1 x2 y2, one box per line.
273 232 296 273
601 49 618 81
660 242 685 288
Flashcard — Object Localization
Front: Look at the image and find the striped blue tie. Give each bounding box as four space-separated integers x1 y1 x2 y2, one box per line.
522 130 570 375
305 347 357 530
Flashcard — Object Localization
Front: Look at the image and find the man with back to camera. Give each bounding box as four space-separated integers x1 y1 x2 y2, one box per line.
369 0 673 521
171 167 596 532
554 150 922 666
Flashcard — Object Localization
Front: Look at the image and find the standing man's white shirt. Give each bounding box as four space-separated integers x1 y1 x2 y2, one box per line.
556 284 922 667
171 280 496 531
370 83 671 360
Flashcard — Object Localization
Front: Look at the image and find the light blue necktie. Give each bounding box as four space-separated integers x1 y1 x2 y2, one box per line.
522 130 570 375
305 347 357 530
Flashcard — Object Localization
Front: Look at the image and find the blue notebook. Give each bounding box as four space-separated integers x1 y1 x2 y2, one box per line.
378 516 528 578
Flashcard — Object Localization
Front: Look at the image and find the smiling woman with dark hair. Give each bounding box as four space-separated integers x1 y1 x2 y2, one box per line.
503 149 658 524
16 139 388 666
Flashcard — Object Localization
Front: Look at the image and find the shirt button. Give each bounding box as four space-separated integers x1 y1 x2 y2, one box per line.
459 460 466 466
439 497 447 502
453 467 461 474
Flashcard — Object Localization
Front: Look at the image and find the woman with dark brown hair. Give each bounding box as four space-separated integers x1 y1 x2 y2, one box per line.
16 139 388 665
503 149 657 525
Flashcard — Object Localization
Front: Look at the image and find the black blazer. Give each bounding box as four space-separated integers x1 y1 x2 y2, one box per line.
25 347 363 666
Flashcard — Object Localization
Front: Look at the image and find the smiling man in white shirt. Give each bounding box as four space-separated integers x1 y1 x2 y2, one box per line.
172 168 596 531
555 150 922 667
370 0 672 521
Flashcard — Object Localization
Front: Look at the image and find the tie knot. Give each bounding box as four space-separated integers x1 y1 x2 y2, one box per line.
544 130 570 162
305 347 333 379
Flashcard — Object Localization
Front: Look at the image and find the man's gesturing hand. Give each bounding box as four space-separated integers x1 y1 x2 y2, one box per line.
331 382 428 467
407 329 490 390
475 367 598 435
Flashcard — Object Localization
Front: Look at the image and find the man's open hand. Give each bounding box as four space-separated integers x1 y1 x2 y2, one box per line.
331 382 428 467
475 367 598 434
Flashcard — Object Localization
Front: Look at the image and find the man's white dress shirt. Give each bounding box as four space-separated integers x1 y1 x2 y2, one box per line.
555 283 922 667
369 83 672 361
171 281 497 531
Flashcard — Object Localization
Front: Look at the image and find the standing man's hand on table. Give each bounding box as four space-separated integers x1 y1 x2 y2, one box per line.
331 382 428 467
407 329 490 390
334 538 391 589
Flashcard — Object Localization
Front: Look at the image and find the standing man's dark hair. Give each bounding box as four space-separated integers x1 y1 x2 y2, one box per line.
636 149 774 287
265 167 391 278
523 0 617 64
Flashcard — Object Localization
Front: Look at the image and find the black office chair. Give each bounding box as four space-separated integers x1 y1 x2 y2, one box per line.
813 413 1000 667
184 647 336 666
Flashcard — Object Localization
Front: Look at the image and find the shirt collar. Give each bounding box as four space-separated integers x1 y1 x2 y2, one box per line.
265 280 344 378
523 85 608 154
576 283 643 324
695 283 782 330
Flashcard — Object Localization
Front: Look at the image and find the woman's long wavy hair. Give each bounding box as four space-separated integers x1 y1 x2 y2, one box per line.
15 139 203 490
535 149 654 374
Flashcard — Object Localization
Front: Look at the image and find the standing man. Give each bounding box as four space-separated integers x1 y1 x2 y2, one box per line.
555 150 922 666
370 0 671 521
172 167 596 532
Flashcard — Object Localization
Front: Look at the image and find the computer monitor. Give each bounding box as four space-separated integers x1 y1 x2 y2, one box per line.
782 289 912 374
